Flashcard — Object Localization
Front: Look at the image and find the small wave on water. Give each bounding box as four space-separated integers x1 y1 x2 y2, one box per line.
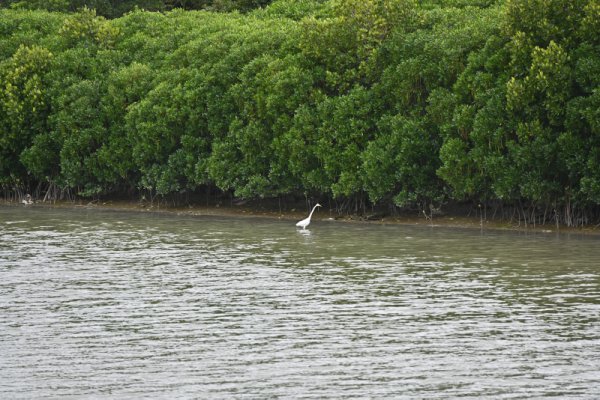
3 220 29 225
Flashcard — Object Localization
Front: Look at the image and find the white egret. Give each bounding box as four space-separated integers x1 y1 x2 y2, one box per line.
296 203 321 229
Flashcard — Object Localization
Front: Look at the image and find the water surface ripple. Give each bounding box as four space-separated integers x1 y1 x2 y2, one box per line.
1 206 599 398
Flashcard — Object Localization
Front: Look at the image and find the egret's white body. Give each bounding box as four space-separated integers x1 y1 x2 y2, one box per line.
296 203 321 229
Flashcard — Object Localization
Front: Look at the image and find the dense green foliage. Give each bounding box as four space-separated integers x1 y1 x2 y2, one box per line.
1 0 598 225
0 0 274 16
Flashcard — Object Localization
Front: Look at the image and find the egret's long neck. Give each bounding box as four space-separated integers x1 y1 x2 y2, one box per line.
308 205 319 219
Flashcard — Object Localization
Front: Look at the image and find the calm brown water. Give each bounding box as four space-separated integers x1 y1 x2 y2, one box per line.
1 205 599 398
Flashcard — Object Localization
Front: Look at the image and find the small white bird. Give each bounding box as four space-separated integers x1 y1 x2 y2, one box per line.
296 203 321 229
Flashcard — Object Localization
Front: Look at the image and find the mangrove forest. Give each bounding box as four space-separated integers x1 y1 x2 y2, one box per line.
1 0 599 226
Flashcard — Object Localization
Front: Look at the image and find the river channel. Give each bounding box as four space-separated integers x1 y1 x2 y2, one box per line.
1 205 599 398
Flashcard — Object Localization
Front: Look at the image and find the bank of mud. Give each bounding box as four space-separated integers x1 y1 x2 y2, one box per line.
4 197 600 237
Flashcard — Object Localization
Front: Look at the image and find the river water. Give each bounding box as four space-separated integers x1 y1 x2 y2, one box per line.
1 205 599 399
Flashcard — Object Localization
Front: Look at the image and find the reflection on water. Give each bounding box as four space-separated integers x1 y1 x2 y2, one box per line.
1 205 599 398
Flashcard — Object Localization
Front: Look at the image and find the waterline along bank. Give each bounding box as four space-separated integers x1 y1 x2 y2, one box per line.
3 198 600 237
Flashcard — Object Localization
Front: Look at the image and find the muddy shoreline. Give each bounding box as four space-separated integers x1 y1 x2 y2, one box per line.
4 198 600 237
